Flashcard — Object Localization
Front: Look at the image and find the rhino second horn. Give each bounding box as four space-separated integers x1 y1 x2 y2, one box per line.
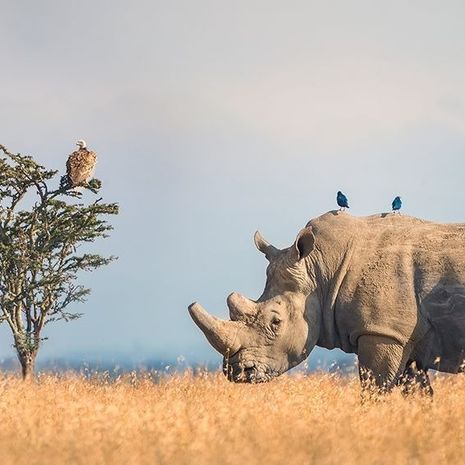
188 302 242 355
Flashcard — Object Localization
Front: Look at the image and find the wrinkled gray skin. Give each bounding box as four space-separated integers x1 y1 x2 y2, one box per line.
189 212 465 394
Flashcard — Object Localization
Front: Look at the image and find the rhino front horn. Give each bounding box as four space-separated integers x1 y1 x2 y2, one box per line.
188 302 242 356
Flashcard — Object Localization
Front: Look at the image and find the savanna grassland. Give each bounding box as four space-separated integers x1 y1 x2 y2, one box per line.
0 371 463 465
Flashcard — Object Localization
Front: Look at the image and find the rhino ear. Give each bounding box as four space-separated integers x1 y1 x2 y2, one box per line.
254 230 279 261
293 227 315 261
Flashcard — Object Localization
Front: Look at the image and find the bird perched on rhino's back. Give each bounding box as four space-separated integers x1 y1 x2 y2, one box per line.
392 196 402 213
63 140 97 189
336 190 349 211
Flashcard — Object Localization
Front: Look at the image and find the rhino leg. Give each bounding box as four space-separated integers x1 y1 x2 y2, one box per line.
399 362 434 397
357 335 410 395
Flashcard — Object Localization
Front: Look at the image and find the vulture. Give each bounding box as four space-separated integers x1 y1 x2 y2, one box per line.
64 140 97 189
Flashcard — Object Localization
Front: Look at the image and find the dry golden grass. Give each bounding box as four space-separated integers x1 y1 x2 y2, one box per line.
0 371 464 465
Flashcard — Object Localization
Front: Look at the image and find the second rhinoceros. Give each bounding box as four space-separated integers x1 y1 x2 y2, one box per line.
188 212 465 394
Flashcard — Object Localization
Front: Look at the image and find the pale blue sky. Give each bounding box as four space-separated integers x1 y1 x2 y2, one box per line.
1 1 465 365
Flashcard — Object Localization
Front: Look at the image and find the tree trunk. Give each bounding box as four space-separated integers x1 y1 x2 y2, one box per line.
18 351 37 381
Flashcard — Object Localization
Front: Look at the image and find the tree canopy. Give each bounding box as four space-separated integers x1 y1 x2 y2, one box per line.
0 144 119 378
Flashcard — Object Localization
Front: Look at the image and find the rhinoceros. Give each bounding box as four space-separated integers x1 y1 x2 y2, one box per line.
188 212 465 394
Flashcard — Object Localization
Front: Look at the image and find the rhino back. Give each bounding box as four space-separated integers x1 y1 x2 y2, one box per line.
307 212 465 370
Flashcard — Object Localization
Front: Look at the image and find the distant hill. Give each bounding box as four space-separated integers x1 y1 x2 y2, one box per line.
0 349 356 377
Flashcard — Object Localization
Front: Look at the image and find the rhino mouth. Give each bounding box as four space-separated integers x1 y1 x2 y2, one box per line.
223 358 277 383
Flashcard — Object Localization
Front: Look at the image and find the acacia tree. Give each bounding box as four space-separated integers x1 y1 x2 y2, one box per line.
0 144 119 379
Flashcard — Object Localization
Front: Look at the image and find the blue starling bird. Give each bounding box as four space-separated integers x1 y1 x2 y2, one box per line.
337 191 349 211
392 196 402 213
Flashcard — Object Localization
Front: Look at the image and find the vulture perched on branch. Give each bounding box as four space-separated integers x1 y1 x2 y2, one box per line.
62 140 97 189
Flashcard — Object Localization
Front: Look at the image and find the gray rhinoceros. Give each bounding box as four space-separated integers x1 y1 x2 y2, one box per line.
188 212 465 394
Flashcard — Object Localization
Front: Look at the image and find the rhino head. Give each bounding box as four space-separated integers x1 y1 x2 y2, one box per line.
188 227 321 383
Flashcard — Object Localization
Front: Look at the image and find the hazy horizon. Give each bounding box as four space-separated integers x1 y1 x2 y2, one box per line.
2 1 465 368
